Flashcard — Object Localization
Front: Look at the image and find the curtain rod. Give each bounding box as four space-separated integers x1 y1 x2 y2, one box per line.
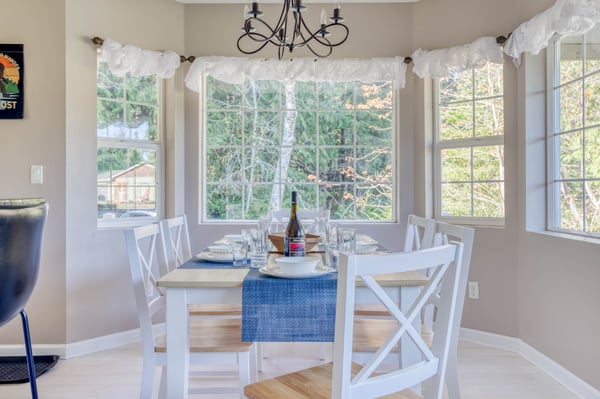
91 35 510 65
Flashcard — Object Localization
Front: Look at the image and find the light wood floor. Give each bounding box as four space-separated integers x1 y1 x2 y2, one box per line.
0 340 578 399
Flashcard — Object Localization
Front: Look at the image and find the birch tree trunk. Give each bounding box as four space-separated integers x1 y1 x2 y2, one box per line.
271 81 297 210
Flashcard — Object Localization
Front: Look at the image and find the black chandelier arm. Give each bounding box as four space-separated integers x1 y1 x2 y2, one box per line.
305 40 334 58
297 19 349 49
237 32 276 55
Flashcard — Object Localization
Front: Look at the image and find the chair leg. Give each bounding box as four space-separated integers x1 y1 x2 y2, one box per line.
19 310 39 399
238 352 251 398
445 349 461 399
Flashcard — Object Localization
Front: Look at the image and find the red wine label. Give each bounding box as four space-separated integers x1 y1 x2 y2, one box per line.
285 237 305 256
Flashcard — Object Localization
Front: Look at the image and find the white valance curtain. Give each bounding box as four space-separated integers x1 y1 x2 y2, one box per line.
98 38 181 78
183 56 408 92
97 0 600 83
411 37 504 79
503 0 600 65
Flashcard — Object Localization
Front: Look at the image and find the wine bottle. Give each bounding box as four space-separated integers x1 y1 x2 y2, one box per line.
284 191 306 257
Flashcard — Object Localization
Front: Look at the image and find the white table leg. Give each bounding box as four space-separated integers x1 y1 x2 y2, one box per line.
166 287 189 398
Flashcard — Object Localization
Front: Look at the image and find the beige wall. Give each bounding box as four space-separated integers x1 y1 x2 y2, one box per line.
0 0 598 392
0 0 67 344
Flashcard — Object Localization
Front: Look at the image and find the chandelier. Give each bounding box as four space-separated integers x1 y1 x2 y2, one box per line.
237 1 349 59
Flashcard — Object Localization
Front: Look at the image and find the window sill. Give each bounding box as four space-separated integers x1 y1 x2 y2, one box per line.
528 229 600 245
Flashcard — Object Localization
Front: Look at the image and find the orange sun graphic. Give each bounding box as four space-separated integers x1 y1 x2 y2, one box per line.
0 56 20 84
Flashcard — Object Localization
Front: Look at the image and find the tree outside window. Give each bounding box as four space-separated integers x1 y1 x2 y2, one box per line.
435 64 505 224
203 76 395 222
97 62 161 223
549 24 600 236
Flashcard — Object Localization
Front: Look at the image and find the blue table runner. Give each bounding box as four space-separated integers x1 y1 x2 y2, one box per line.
241 267 337 342
179 255 338 342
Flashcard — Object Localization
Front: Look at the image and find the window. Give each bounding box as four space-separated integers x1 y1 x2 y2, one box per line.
202 76 395 222
548 24 600 236
434 64 505 224
96 62 162 224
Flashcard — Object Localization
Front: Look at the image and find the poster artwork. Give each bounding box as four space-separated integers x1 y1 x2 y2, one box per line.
0 44 24 119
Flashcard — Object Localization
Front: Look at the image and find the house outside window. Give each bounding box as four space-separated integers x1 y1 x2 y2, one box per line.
96 61 163 224
548 24 600 237
202 76 395 222
434 63 505 225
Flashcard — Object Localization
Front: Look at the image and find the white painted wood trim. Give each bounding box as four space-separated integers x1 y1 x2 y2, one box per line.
460 327 600 399
0 324 164 359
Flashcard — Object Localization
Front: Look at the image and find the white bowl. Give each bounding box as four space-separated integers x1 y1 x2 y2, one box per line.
275 256 319 275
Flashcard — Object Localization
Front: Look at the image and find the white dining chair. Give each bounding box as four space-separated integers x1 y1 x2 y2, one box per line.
125 223 255 398
426 221 474 399
244 243 464 399
354 214 435 317
403 214 436 252
269 208 329 234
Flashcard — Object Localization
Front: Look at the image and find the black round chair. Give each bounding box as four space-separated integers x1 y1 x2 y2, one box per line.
0 198 49 399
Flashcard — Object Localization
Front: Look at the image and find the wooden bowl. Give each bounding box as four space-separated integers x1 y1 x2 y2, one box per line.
268 232 321 253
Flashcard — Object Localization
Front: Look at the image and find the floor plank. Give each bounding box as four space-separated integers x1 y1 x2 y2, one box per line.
0 341 578 398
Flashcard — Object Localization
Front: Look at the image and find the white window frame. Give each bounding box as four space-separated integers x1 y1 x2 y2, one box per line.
546 29 600 238
433 65 505 226
199 74 398 223
96 63 165 229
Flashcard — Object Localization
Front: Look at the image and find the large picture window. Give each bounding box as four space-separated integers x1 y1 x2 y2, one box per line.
434 64 505 224
548 24 600 236
96 62 162 224
203 76 395 222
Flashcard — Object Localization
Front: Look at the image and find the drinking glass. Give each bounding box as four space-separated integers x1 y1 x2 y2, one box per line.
324 241 339 269
337 228 356 254
231 243 247 267
249 228 268 268
326 222 339 244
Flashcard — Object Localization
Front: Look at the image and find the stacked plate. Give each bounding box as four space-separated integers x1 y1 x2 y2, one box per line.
195 244 233 262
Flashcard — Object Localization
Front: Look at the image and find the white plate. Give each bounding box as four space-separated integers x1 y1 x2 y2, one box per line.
356 233 378 245
355 244 378 254
224 234 243 243
194 252 233 263
259 265 335 279
207 245 232 254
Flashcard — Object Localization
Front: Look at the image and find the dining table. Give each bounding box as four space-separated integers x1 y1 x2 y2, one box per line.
156 251 428 399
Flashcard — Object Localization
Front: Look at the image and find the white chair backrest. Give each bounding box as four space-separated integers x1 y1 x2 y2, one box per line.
403 214 435 252
429 221 474 330
269 209 329 233
160 215 192 271
333 244 464 399
124 223 168 358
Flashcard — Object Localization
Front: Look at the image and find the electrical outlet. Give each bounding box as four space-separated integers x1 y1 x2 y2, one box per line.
468 281 479 299
30 165 44 184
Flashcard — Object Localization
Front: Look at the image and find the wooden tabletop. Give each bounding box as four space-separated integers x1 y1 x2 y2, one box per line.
156 267 427 289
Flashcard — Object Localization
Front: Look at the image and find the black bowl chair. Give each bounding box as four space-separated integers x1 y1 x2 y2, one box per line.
0 199 49 399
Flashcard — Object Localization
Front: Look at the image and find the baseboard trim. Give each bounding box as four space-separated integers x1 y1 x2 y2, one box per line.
0 324 165 360
460 327 599 399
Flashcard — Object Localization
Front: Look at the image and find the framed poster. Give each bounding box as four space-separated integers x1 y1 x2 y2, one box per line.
0 44 24 119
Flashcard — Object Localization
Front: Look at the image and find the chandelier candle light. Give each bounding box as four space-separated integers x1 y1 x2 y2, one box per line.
237 0 349 59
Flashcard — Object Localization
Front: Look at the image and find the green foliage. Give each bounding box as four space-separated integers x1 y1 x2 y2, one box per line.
205 78 394 221
438 63 505 219
96 62 160 218
553 27 600 234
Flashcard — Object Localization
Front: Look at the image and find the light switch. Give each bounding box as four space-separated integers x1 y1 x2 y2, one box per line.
30 165 44 184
